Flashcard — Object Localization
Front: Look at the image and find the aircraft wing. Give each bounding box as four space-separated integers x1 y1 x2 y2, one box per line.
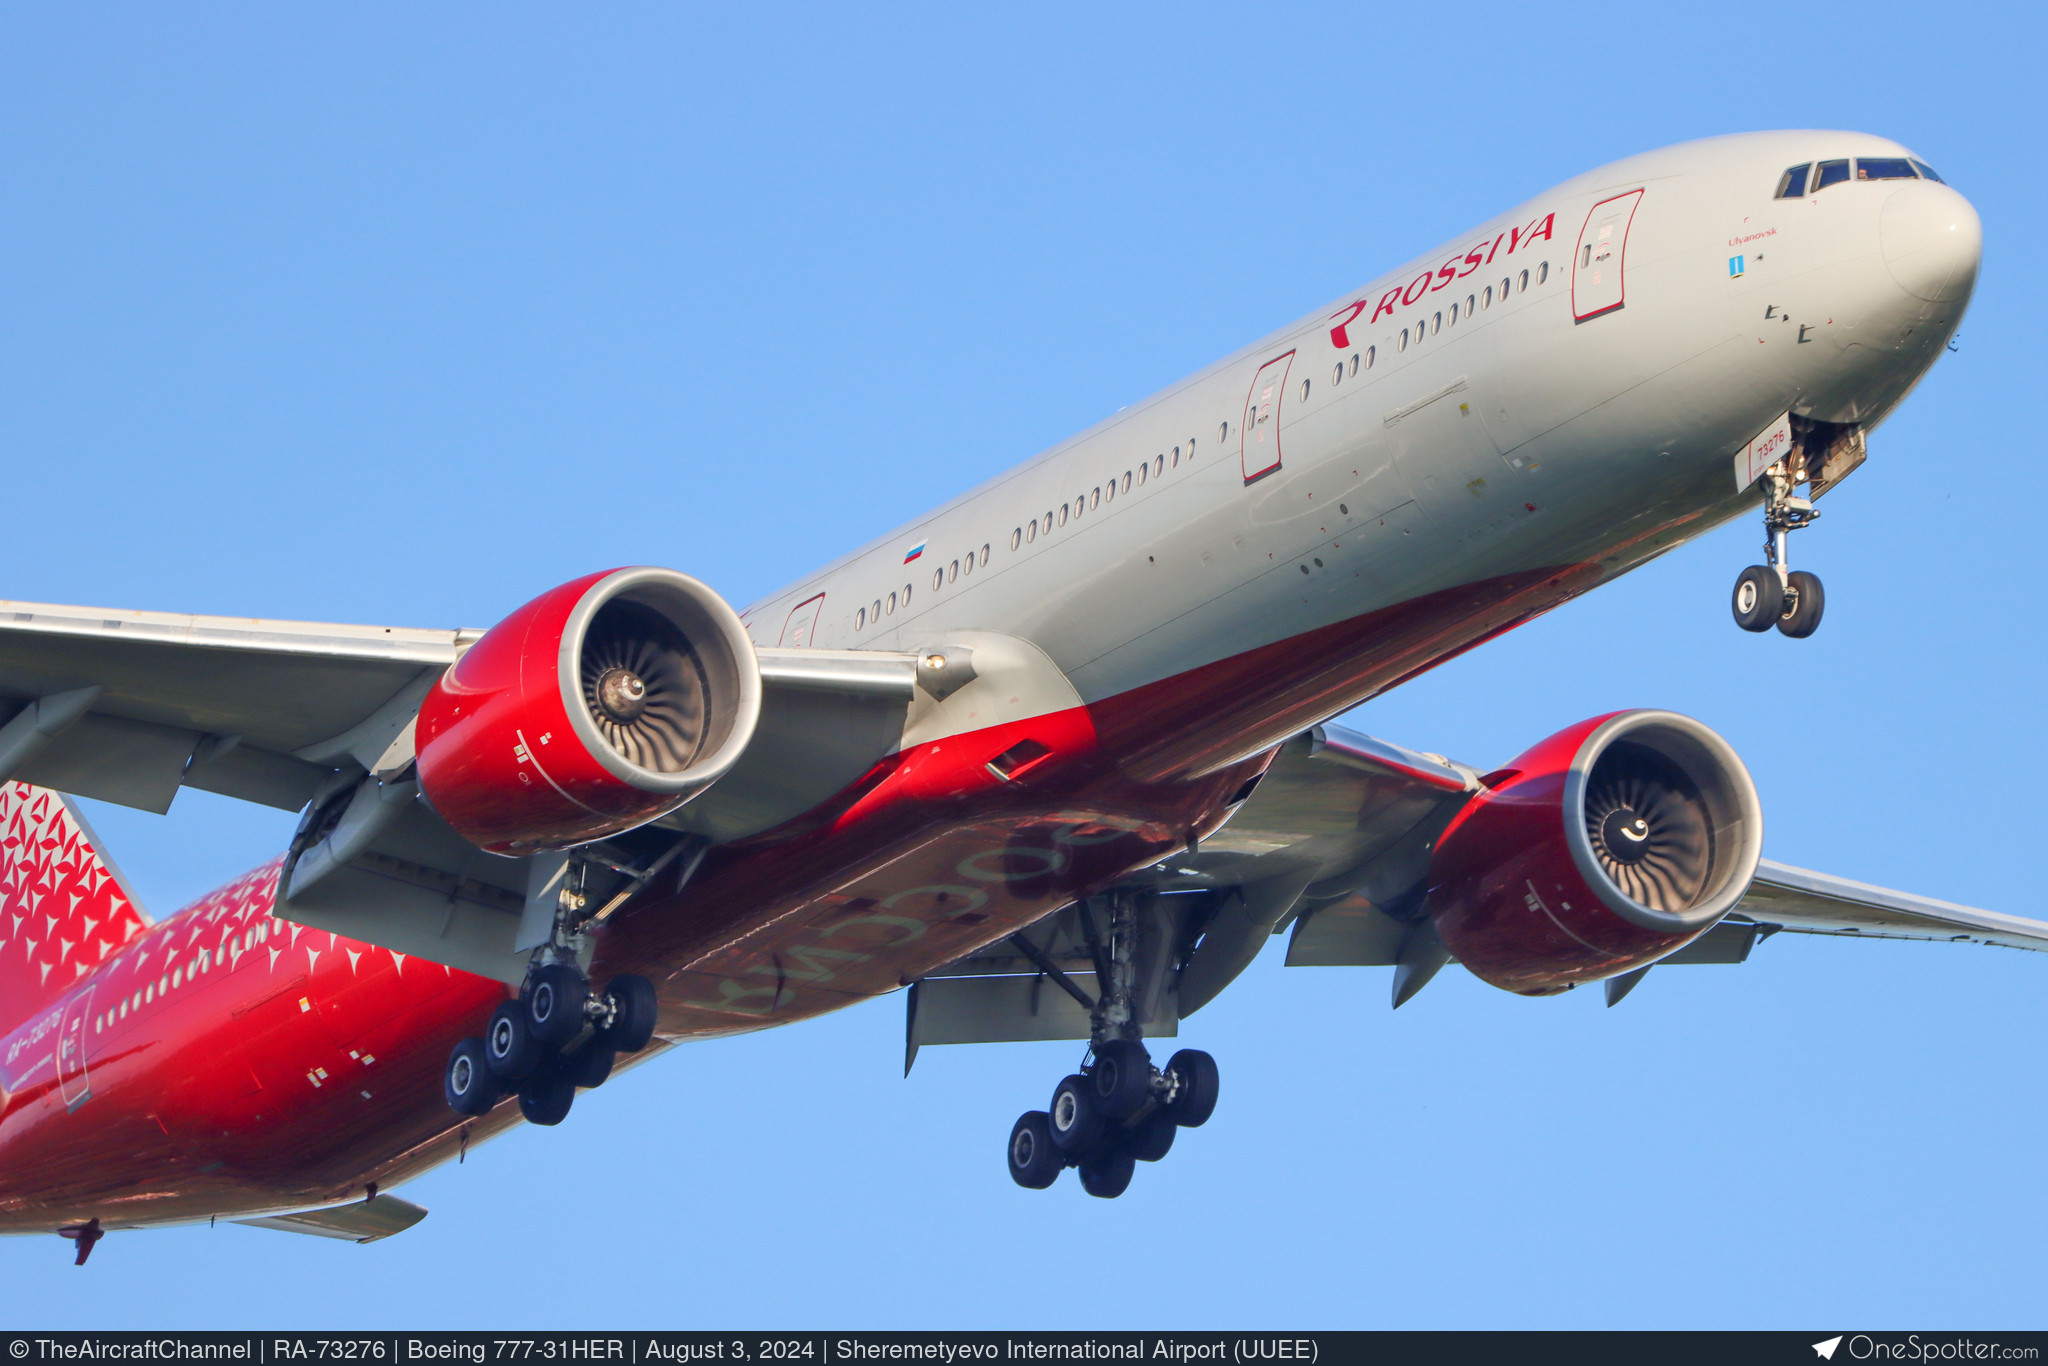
0 599 474 814
1735 861 2048 952
0 598 917 829
912 721 2048 1057
234 1192 428 1243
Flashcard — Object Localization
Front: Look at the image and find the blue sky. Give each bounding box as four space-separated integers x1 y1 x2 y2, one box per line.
2 0 2044 1329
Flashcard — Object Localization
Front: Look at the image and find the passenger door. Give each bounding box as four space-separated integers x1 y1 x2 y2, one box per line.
1241 351 1294 483
55 985 95 1110
779 594 825 648
1572 189 1644 323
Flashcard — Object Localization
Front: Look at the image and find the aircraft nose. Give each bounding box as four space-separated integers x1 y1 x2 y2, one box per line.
1879 181 1981 303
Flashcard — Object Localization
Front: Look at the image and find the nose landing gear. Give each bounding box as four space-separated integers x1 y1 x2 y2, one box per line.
1731 418 1863 638
1732 453 1824 637
1002 894 1220 1198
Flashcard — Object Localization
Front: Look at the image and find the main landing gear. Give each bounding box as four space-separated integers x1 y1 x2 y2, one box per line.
1731 438 1826 638
1003 893 1220 1198
443 855 661 1127
444 968 658 1125
1008 1042 1218 1197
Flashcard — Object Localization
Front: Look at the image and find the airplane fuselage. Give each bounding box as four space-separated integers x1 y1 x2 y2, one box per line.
0 130 1978 1232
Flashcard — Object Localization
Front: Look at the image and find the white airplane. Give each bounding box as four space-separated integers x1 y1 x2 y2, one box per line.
0 129 2010 1256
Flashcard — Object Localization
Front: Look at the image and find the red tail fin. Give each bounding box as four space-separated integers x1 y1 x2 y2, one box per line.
0 782 149 1029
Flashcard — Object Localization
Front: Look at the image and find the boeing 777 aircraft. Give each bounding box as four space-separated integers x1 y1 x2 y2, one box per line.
0 130 2005 1260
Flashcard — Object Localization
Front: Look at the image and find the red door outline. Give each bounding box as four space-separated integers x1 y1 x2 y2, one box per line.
1571 189 1644 323
56 985 95 1111
779 594 826 647
1241 351 1294 483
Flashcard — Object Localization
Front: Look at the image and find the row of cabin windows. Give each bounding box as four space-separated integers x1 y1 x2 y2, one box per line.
1330 347 1378 387
1007 437 1201 552
1775 156 1944 199
1391 263 1548 356
94 918 277 1033
927 543 993 593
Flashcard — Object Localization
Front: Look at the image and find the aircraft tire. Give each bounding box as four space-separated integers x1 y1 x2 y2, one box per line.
598 974 658 1053
1126 1110 1177 1162
1732 565 1783 632
566 1039 615 1089
1777 570 1825 638
518 1064 576 1127
1163 1049 1219 1128
1089 1038 1153 1120
1078 1150 1136 1199
1048 1074 1105 1154
1007 1111 1062 1189
444 1037 500 1117
484 1000 540 1082
525 964 588 1051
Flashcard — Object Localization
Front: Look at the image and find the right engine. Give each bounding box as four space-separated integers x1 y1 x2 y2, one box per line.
1425 710 1764 995
414 567 761 854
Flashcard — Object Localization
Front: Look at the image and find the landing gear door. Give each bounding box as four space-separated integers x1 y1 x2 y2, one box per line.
1572 189 1643 323
1241 351 1294 483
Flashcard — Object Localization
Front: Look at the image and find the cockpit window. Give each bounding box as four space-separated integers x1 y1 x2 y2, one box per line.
1813 159 1852 192
1857 157 1919 181
1911 158 1945 184
1775 164 1811 198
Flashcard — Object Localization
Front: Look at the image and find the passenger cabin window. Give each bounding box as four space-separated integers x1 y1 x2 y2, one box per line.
1857 157 1918 181
1776 163 1811 198
1363 346 1374 369
1814 159 1852 191
1912 159 1945 184
1537 261 1548 284
979 543 990 566
1011 528 1022 549
1153 454 1164 477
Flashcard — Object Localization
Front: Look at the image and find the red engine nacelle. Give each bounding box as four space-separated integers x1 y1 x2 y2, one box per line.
1426 710 1763 995
415 567 761 853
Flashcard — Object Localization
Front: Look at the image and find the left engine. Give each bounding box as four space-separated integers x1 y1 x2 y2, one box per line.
1425 710 1764 995
415 567 761 854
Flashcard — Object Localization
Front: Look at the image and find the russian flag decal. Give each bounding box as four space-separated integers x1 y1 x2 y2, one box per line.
903 542 926 564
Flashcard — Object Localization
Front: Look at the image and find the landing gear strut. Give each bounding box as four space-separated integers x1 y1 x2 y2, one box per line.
443 852 664 1125
1732 430 1832 638
1004 893 1220 1198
